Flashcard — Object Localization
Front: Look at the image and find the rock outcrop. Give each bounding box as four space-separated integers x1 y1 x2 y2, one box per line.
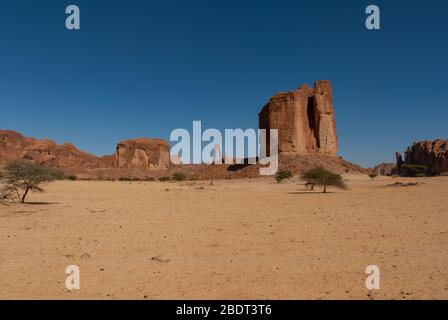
259 80 338 155
0 130 112 168
373 163 396 176
401 140 448 175
0 130 169 171
115 138 170 170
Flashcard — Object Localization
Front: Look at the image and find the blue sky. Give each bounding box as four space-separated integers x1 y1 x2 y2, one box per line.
0 0 447 167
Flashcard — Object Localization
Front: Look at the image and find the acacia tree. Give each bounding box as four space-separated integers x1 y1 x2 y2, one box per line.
2 160 63 203
300 166 347 193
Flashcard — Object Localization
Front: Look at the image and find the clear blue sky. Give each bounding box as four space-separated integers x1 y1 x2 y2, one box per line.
1 0 447 167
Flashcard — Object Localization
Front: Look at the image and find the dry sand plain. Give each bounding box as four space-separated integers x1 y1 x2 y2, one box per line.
0 175 447 300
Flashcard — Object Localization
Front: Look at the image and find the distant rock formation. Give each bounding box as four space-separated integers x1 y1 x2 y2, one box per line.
373 163 395 176
259 80 338 155
0 130 169 171
400 139 448 175
395 152 404 171
115 138 170 170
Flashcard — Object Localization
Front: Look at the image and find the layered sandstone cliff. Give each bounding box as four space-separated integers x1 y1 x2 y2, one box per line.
0 130 113 168
402 139 448 175
115 138 170 170
0 130 169 171
259 81 338 155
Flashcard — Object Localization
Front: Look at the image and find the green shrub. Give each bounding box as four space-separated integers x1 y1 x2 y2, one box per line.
415 173 426 177
159 176 171 182
368 172 378 180
172 172 186 181
300 166 347 193
275 170 293 183
401 164 428 177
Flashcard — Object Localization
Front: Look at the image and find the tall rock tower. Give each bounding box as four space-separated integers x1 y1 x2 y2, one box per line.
259 80 338 155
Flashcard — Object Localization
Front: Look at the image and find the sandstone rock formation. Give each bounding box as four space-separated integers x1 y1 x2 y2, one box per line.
0 130 112 168
259 80 338 155
115 138 170 170
395 152 404 170
401 139 448 175
373 163 396 176
0 130 169 171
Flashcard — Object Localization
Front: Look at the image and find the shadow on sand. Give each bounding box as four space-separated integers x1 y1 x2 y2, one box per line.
288 191 335 195
23 202 59 205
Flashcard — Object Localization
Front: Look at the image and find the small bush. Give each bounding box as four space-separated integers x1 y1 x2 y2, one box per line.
368 172 378 180
119 177 145 181
67 175 77 181
415 173 426 178
440 172 448 177
159 176 171 182
143 177 155 181
275 170 293 183
172 172 186 181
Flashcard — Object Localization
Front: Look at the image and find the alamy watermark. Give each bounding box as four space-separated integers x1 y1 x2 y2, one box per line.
170 121 278 175
65 265 80 290
365 265 380 290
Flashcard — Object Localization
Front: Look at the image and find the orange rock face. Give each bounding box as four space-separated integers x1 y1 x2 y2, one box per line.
259 80 338 155
115 138 170 170
0 130 112 168
404 140 448 175
0 130 169 171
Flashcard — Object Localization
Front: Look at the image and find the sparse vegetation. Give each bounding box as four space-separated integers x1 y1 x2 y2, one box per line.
119 177 134 181
300 166 347 193
415 173 426 177
159 176 171 182
67 175 77 181
1 160 64 203
441 172 448 177
275 170 293 183
118 176 156 182
400 164 428 177
368 172 378 180
172 172 186 181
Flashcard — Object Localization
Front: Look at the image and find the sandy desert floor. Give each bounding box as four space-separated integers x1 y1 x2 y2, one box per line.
0 175 447 300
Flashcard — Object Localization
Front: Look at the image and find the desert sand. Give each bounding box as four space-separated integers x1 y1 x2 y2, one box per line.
0 175 447 300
